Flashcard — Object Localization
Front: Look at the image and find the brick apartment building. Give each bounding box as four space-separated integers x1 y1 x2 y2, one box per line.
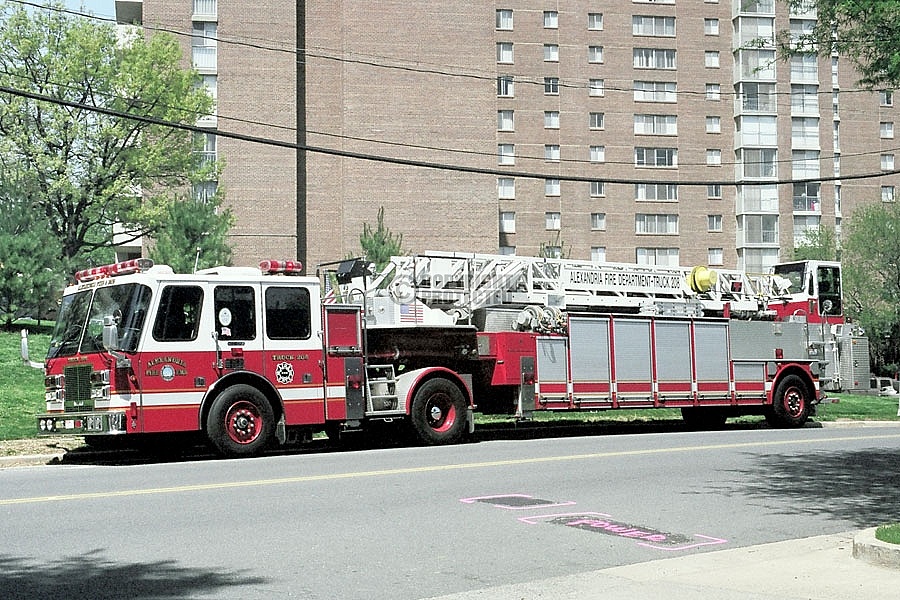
115 0 900 274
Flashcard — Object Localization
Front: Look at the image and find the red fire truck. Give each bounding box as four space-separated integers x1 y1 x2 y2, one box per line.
22 252 866 457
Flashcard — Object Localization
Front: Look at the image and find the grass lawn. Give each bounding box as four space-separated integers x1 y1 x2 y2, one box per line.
0 324 51 440
876 523 900 545
1 327 898 441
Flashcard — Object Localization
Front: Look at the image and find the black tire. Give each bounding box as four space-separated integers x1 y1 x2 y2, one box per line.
206 384 275 457
770 374 811 428
681 407 728 430
409 378 468 445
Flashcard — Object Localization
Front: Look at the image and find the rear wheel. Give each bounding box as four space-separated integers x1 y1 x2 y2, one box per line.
770 374 811 428
409 378 468 445
207 385 275 457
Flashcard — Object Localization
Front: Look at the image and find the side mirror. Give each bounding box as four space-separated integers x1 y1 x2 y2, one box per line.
102 316 120 352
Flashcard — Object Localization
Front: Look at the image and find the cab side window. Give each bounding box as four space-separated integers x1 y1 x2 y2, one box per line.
214 286 256 340
265 287 311 340
153 286 203 342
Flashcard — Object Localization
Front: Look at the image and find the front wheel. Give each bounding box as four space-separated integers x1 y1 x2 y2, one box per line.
207 385 275 457
409 378 468 445
769 374 811 428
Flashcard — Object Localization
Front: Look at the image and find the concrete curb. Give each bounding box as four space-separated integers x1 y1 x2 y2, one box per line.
0 452 64 468
853 527 900 570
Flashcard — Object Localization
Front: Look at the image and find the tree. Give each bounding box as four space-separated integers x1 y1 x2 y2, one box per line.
842 202 900 371
359 206 404 272
783 1 900 89
149 193 235 273
0 168 65 329
538 232 571 259
792 224 839 261
0 1 215 267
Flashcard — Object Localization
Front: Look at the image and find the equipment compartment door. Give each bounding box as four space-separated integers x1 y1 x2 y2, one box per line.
323 305 364 421
536 337 569 407
569 316 611 407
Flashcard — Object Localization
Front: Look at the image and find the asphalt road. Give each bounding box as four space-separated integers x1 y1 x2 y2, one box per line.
2 425 899 600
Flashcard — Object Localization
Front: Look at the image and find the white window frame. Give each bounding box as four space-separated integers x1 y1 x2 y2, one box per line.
544 145 560 162
497 42 514 64
591 213 607 231
498 144 515 165
543 10 558 28
881 122 895 139
496 9 513 30
705 51 720 68
633 48 676 70
590 146 606 162
545 111 560 129
706 83 721 101
499 211 516 233
590 181 606 197
708 248 724 266
634 80 677 103
497 110 514 132
636 213 679 235
704 18 719 35
497 75 514 97
544 44 559 62
882 154 895 171
707 149 722 165
545 179 561 196
708 214 723 232
498 177 515 199
706 116 721 133
635 147 677 167
589 79 605 97
588 46 604 63
883 186 896 202
589 112 605 129
591 247 607 262
588 13 603 30
545 211 561 230
544 77 560 95
635 183 678 202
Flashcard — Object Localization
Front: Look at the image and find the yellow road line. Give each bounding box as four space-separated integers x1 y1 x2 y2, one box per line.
3 433 900 506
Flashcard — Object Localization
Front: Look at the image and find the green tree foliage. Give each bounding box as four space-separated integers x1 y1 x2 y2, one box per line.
842 202 900 370
783 1 900 89
149 193 235 273
538 232 571 259
359 206 404 272
0 168 65 329
793 224 839 261
0 1 215 266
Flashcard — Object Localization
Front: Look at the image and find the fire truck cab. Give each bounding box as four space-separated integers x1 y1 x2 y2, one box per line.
29 259 474 456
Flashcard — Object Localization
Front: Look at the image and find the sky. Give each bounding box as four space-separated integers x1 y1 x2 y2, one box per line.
64 0 116 19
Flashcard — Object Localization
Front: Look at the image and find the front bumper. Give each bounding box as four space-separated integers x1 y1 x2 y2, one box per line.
37 412 127 436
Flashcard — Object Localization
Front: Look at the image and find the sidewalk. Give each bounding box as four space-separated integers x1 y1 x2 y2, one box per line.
426 530 899 600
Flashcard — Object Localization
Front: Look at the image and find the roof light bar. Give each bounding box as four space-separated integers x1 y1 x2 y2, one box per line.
74 258 154 282
259 259 304 275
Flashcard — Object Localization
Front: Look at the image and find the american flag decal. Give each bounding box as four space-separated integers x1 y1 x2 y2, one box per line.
400 302 424 323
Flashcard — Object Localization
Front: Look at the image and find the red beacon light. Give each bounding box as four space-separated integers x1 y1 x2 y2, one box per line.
74 258 154 283
259 259 304 275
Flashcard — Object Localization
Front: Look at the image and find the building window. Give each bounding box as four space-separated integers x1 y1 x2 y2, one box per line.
544 145 561 162
543 10 558 28
708 248 724 265
588 13 603 30
498 144 515 165
591 213 607 231
706 83 721 100
739 214 778 244
588 46 604 63
636 214 678 234
497 110 514 132
708 184 722 199
634 80 677 103
497 75 514 97
883 186 895 202
881 122 894 139
499 211 516 233
544 77 560 95
705 51 720 68
544 44 559 62
545 111 560 129
636 248 679 266
707 149 722 165
704 18 719 35
632 15 675 37
634 114 677 135
635 183 678 202
589 112 605 129
589 79 605 97
882 154 895 171
792 150 820 179
792 182 820 212
545 212 561 230
499 245 516 255
497 177 515 199
741 148 777 178
881 90 894 107
496 9 513 30
634 48 676 69
706 116 721 133
545 179 561 196
590 181 606 197
590 146 606 162
740 115 778 145
591 247 607 262
635 147 677 167
497 42 513 64
191 21 217 71
708 215 723 232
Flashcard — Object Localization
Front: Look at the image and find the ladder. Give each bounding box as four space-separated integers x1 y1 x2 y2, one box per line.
362 252 788 321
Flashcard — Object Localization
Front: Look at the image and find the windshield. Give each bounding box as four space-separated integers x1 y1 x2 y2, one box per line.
772 263 808 295
47 283 152 359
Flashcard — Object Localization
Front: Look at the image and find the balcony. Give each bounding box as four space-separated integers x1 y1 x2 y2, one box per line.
793 196 821 213
192 46 217 72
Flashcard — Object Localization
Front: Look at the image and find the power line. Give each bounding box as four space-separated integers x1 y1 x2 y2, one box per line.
3 83 900 189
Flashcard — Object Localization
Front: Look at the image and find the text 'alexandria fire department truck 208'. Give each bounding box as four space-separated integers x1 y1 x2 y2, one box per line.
22 252 868 458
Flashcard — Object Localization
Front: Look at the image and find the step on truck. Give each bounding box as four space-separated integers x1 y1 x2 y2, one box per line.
21 253 867 457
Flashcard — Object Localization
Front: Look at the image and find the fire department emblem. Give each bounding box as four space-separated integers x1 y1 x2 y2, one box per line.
275 362 294 385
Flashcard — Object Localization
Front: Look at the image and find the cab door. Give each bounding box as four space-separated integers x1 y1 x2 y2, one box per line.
212 284 264 375
262 282 326 426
